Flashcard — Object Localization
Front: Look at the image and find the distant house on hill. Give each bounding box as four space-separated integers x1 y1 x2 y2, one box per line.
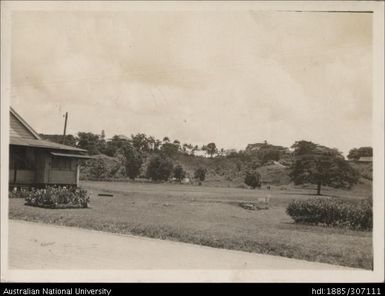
245 142 266 152
116 134 130 141
245 142 290 155
194 150 209 158
9 107 90 188
357 156 373 163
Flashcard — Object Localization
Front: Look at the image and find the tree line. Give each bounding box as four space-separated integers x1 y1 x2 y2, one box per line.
40 132 372 195
42 132 222 158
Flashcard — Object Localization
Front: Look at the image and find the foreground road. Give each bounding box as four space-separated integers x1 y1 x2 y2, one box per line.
9 220 354 270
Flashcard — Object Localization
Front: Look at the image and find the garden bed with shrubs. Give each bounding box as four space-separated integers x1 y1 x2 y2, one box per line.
10 186 90 209
286 197 372 231
9 187 30 199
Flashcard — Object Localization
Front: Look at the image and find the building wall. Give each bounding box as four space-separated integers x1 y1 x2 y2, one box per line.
9 169 35 184
9 146 79 186
35 151 49 184
9 146 38 185
48 170 77 184
47 156 78 185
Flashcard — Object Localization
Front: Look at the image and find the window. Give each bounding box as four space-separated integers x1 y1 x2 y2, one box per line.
51 156 72 170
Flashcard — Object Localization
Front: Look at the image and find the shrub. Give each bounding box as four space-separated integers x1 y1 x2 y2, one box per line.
286 197 372 231
25 186 89 209
82 155 124 180
194 167 207 182
88 157 108 179
244 171 261 189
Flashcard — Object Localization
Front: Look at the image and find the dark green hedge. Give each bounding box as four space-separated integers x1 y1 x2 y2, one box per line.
286 197 372 231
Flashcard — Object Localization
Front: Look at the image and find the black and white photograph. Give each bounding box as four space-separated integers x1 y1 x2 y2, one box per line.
1 0 384 283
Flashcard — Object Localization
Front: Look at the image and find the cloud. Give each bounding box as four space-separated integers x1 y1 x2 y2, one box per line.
10 10 372 155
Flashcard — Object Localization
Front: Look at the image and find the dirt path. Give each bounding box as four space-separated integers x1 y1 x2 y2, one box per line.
9 220 355 270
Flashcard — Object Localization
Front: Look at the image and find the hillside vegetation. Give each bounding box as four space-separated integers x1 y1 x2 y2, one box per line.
79 140 293 187
41 132 372 192
80 152 371 190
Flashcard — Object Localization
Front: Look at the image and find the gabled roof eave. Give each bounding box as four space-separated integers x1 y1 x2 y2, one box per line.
10 107 42 140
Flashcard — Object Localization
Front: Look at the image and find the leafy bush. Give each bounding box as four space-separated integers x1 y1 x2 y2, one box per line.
146 156 174 181
82 155 123 180
194 167 207 182
25 186 89 209
286 197 372 231
173 165 186 182
88 158 108 179
244 171 261 189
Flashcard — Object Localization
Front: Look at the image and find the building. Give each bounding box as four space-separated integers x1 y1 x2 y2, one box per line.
9 108 90 188
357 156 373 163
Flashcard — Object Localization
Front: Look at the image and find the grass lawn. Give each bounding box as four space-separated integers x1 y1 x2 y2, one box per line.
9 180 373 269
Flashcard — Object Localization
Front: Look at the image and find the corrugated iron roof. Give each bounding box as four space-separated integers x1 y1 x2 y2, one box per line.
10 107 41 140
358 156 373 162
10 136 86 152
51 152 92 159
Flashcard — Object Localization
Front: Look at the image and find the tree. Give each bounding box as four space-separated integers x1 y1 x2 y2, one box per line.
97 130 107 153
290 141 360 195
248 160 262 170
161 142 179 158
173 140 181 152
257 148 280 164
182 143 189 154
104 135 131 157
182 143 194 155
205 142 218 158
291 140 318 156
131 133 151 152
235 160 243 172
146 156 174 181
347 146 373 160
121 145 143 180
194 167 207 182
77 132 102 155
347 148 360 160
244 171 261 189
245 142 289 164
154 139 162 152
147 136 160 152
173 165 186 182
201 145 207 156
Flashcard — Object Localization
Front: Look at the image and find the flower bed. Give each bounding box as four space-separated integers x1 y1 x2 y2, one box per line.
24 186 90 209
9 187 30 199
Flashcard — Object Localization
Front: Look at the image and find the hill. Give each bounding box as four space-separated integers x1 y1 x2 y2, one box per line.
41 132 371 190
350 161 372 181
80 151 292 188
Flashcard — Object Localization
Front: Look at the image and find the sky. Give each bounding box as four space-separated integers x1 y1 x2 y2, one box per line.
10 9 373 156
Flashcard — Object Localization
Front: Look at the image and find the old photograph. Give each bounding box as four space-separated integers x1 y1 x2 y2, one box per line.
1 1 384 283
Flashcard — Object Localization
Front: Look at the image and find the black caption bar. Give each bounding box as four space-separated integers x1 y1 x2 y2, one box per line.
0 283 384 296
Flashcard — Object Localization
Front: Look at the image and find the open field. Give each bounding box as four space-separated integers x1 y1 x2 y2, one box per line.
9 180 373 269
